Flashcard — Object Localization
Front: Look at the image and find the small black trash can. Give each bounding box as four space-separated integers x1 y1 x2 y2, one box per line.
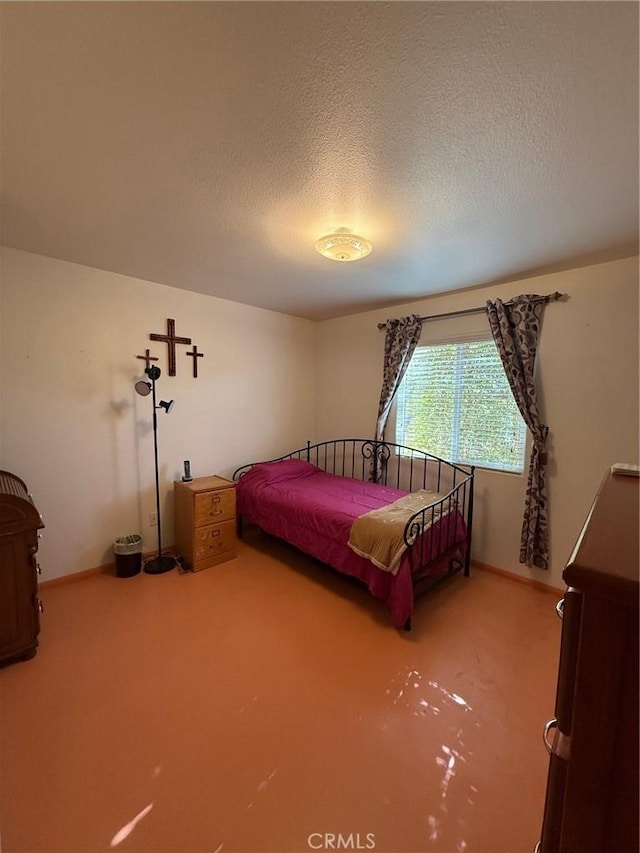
113 534 143 578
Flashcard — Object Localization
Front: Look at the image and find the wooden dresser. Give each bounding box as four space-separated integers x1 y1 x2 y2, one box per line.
0 470 45 667
538 470 639 853
174 475 236 572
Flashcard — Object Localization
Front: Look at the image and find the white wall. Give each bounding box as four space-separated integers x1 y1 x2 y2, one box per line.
0 248 317 580
0 257 2 462
316 256 639 589
2 248 637 589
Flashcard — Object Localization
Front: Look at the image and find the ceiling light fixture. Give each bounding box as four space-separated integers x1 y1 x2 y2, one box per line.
315 228 373 262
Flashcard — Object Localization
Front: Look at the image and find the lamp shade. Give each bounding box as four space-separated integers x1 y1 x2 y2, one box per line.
315 229 372 262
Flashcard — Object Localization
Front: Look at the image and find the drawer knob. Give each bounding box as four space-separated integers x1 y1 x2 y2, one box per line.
36 562 42 575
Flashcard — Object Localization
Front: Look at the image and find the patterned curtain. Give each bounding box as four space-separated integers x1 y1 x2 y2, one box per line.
486 295 550 568
371 314 423 481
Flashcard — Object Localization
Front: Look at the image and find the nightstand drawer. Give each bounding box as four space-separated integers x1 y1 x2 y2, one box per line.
193 520 236 562
194 488 235 527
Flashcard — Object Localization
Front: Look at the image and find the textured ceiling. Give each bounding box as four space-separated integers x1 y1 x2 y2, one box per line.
1 2 638 320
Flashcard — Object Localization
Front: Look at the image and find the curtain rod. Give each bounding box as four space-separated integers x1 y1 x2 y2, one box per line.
376 291 567 330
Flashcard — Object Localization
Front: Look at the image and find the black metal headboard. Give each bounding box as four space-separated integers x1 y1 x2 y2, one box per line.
232 438 473 492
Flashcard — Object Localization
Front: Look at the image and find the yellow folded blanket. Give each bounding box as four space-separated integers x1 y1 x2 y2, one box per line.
347 490 446 575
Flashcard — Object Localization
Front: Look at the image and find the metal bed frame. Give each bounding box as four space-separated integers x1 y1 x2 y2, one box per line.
233 438 475 627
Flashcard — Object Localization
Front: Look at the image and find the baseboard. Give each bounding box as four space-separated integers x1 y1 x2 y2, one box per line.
39 563 113 588
42 554 564 596
39 546 177 589
472 560 564 596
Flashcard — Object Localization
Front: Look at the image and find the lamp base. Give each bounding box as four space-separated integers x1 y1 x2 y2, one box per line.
143 555 176 575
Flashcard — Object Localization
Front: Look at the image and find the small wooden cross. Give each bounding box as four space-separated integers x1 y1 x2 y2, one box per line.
186 345 204 378
135 349 159 371
150 319 192 376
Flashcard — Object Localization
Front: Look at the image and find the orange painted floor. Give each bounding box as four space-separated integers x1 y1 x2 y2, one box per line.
1 529 562 853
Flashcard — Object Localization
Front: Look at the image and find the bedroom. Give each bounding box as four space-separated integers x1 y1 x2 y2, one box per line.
0 3 638 853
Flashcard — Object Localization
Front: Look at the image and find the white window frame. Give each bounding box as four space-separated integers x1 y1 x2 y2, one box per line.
390 330 529 475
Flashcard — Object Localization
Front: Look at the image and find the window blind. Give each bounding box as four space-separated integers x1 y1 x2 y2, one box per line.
395 339 527 472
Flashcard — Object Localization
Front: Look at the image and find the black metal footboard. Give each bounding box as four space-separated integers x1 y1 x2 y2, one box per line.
233 438 474 584
404 476 474 578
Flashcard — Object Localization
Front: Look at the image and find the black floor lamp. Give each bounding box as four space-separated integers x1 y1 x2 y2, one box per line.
134 365 176 574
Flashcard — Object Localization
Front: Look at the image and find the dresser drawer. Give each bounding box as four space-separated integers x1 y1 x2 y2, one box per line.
194 488 235 527
193 519 236 564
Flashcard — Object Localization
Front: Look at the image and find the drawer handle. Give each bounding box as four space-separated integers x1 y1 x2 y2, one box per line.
211 529 221 538
534 844 541 853
543 718 557 754
212 496 221 504
36 562 42 575
36 598 44 614
556 598 564 619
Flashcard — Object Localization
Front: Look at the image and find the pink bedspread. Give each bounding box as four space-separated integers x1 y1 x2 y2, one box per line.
236 459 467 626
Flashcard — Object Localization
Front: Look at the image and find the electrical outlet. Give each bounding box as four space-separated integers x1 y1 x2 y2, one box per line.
149 511 158 527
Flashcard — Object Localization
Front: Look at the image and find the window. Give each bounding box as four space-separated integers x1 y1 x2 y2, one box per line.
395 336 527 473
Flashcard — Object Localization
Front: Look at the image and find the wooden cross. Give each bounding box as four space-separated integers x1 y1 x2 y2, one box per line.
135 349 159 371
150 319 192 376
186 345 204 378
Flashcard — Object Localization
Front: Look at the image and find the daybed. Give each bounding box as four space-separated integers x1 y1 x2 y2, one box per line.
233 439 474 629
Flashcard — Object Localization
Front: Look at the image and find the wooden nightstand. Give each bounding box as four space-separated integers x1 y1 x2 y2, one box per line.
174 475 236 572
